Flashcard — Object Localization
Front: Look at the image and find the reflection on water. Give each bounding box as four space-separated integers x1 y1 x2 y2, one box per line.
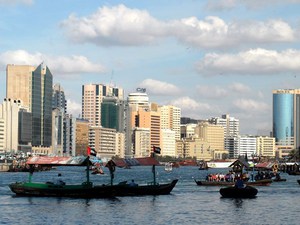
0 166 299 225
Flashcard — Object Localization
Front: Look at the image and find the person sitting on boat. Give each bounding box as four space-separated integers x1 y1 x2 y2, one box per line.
129 179 138 187
56 173 65 185
234 176 244 188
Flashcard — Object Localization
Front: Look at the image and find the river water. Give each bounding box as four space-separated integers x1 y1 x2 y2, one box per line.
0 166 299 225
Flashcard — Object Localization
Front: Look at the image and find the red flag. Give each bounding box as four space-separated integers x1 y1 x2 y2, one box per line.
87 146 91 155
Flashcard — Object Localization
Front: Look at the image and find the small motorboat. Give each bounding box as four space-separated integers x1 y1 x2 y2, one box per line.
220 186 258 198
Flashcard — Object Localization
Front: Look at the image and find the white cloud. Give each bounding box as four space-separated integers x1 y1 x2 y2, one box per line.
196 48 300 75
196 85 228 99
60 4 166 46
60 5 296 49
233 98 269 112
0 0 33 5
139 79 181 96
169 96 213 118
0 50 106 75
205 0 300 11
228 82 251 93
67 99 81 117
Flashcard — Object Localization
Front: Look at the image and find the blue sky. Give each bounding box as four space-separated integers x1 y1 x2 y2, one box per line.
1 0 300 135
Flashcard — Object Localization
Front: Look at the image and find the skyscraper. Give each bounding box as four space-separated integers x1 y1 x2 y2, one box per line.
272 89 300 148
82 84 124 126
6 64 53 148
101 96 125 132
159 105 181 141
209 114 239 158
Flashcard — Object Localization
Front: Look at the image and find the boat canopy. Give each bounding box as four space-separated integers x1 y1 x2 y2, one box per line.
26 156 92 166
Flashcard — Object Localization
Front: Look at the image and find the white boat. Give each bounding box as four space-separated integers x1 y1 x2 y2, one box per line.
165 162 173 172
206 161 232 168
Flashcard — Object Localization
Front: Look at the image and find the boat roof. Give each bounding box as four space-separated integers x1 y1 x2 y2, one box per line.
26 156 91 166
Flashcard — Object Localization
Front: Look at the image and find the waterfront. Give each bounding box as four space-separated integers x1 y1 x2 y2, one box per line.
0 166 299 225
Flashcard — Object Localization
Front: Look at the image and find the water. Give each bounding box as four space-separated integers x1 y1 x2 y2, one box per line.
0 166 299 225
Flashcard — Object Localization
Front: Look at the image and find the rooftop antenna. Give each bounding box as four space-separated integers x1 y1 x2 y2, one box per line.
110 70 114 87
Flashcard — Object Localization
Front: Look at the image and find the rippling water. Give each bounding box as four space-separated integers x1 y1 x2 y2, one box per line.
0 166 299 225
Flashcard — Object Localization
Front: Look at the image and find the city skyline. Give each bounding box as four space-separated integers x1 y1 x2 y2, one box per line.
1 1 300 135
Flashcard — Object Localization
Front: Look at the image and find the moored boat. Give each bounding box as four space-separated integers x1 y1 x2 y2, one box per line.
9 154 178 198
220 186 258 198
194 179 272 186
297 180 300 185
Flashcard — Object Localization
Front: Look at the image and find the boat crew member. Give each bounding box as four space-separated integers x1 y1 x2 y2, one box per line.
235 176 244 188
129 179 138 187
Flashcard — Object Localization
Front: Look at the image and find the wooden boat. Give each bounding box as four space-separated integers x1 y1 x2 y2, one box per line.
272 178 286 182
288 171 300 175
194 179 272 186
297 180 300 185
220 186 258 198
9 155 178 198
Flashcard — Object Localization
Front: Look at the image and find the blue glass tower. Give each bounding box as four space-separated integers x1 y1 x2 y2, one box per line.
273 92 294 145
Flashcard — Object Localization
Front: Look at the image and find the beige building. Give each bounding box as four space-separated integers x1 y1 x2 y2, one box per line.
89 126 116 159
134 127 151 157
0 118 4 153
115 132 125 158
256 136 275 157
0 98 32 153
75 119 89 156
82 84 124 126
194 122 225 153
176 137 213 161
131 104 161 154
6 65 35 109
159 105 181 141
161 129 176 157
181 123 197 139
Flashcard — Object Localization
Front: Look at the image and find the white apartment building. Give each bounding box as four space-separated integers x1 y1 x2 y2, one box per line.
161 129 176 157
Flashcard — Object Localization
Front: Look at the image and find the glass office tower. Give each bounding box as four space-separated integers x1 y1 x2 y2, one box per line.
273 90 294 146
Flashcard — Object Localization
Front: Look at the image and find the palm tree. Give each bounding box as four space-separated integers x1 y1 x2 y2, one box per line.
288 148 300 161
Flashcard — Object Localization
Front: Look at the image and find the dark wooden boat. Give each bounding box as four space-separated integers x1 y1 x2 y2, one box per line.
194 179 272 186
272 178 287 182
288 171 300 175
220 186 258 198
9 154 178 198
297 180 300 185
9 179 178 198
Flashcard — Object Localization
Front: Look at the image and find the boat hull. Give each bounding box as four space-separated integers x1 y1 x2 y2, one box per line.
220 186 258 198
194 179 272 186
9 179 178 198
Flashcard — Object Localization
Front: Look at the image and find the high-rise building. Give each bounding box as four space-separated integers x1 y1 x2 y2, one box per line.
82 84 124 126
233 135 257 158
272 89 300 149
52 84 66 113
159 105 181 141
209 114 239 158
256 136 275 157
0 98 31 153
101 96 125 132
161 129 176 157
75 118 89 156
194 121 225 153
6 64 53 148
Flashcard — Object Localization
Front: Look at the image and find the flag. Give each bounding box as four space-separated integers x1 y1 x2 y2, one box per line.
87 146 91 155
87 146 97 157
153 146 161 154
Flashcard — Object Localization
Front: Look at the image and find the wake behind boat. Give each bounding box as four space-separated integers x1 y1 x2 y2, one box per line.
9 154 178 198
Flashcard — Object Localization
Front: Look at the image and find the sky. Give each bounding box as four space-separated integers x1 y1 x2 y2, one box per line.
1 0 300 135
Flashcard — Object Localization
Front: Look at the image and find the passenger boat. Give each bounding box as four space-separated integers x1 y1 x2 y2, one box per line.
194 179 272 186
220 186 258 198
9 155 178 198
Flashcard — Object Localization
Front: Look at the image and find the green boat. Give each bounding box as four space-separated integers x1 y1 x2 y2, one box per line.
9 156 178 198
